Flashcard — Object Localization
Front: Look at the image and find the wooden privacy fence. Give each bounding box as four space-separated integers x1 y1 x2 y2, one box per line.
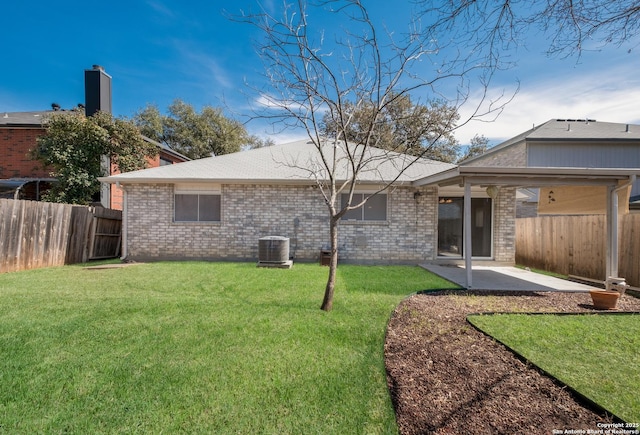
0 199 122 273
516 214 640 287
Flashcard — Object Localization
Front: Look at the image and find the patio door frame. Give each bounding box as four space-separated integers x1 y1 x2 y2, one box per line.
437 186 494 260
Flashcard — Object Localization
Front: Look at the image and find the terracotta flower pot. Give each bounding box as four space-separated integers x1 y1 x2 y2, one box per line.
589 290 620 310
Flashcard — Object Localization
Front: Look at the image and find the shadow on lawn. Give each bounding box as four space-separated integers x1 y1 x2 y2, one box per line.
336 265 459 297
417 289 549 297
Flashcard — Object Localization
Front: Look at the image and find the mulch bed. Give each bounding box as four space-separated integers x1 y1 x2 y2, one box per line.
384 290 640 434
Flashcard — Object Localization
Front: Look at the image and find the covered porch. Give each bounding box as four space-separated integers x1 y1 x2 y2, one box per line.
415 166 640 289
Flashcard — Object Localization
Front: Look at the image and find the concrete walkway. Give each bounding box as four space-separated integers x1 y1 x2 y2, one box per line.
420 263 602 292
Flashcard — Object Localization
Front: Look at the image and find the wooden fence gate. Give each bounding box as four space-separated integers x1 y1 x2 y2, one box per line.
0 199 122 273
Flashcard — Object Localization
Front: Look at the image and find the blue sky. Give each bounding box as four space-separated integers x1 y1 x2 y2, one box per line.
2 0 638 146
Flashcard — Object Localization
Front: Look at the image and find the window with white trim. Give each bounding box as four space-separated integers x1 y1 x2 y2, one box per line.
174 184 221 222
340 192 387 221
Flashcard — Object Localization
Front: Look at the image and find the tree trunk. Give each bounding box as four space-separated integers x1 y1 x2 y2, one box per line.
320 217 339 311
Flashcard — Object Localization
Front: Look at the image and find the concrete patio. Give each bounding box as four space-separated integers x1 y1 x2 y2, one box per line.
420 263 603 292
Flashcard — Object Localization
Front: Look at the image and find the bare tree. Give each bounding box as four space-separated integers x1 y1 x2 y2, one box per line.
420 0 640 58
238 0 506 311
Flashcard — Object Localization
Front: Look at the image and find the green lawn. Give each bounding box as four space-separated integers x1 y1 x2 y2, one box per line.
468 313 640 423
0 261 453 434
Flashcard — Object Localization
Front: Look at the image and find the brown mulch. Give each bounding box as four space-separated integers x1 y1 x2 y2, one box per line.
384 290 640 435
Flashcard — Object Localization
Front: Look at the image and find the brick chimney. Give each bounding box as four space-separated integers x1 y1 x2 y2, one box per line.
84 65 112 116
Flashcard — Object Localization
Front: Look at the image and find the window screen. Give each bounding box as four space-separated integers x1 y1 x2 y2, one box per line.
341 193 387 221
175 194 221 222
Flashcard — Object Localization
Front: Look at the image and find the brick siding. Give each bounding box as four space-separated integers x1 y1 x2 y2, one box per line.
123 183 516 264
464 142 527 167
493 187 516 262
0 127 50 178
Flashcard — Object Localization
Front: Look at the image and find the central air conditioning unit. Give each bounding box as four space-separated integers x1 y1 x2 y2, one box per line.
257 236 293 268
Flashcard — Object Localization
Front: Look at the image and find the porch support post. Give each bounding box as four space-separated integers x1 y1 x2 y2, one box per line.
606 184 619 279
464 180 472 288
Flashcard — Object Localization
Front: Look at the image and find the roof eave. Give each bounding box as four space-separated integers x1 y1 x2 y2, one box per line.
0 123 46 128
527 137 640 142
99 176 415 186
413 167 461 187
413 166 640 188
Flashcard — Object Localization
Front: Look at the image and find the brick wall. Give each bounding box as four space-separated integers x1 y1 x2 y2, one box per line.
122 182 516 264
123 183 441 263
493 187 516 262
0 127 50 178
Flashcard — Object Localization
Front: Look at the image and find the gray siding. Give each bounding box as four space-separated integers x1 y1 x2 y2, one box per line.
528 141 640 195
528 142 640 168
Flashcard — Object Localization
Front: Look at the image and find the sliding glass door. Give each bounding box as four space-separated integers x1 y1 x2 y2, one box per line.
437 197 492 258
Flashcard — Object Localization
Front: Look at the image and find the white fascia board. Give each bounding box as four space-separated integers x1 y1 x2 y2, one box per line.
97 177 413 187
412 166 640 188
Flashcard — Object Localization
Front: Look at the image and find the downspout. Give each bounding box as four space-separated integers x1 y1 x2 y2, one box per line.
607 174 636 278
118 182 128 261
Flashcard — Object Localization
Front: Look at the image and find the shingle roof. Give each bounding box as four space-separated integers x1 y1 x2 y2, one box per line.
0 111 51 127
100 139 456 185
528 119 640 140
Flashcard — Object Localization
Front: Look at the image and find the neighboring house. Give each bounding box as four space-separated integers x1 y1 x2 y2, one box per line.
0 111 56 200
100 120 640 284
106 135 188 210
464 119 640 216
0 66 188 208
515 188 539 218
